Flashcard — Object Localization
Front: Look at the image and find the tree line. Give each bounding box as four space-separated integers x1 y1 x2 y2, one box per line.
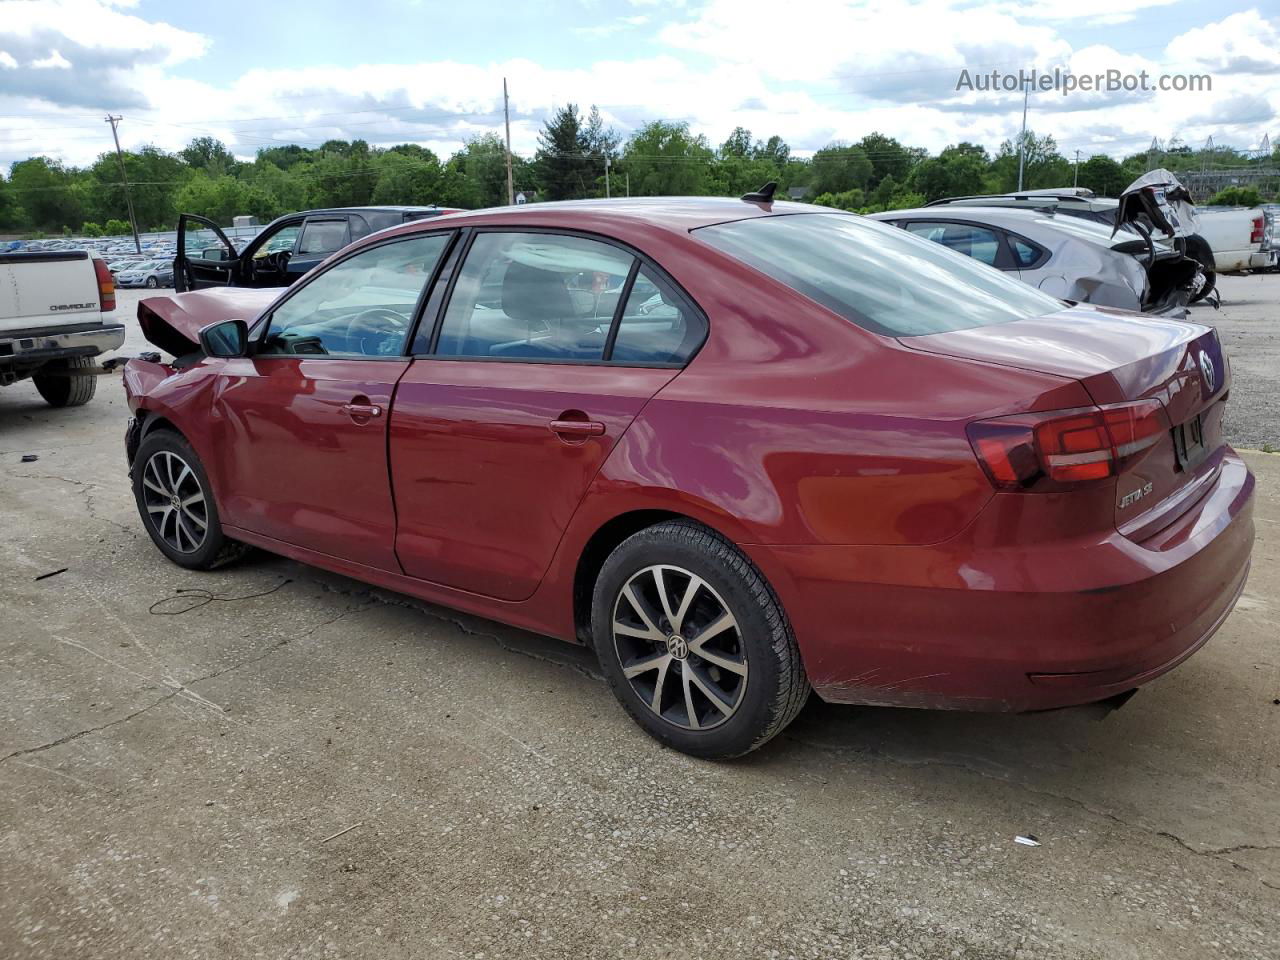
1 103 1274 235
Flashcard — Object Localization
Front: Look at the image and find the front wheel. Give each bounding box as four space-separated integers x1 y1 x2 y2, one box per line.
131 429 248 570
145 276 159 288
591 520 809 758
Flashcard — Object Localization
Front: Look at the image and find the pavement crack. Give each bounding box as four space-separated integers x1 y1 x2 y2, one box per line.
13 471 136 536
783 734 1278 873
0 690 180 764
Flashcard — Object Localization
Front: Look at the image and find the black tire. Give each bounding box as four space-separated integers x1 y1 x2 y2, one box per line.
146 276 159 288
33 356 97 407
131 429 249 570
591 520 809 759
1186 236 1217 305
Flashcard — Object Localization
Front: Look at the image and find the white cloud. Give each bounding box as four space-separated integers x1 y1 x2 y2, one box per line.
0 0 1275 176
32 50 72 69
1166 10 1280 75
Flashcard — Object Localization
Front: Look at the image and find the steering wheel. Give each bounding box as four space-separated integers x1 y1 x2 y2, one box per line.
262 249 292 274
343 307 409 355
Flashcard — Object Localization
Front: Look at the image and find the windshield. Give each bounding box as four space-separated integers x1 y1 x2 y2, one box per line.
696 213 1065 337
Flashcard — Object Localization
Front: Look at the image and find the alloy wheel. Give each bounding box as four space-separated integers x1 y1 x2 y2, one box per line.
612 564 748 730
140 450 208 553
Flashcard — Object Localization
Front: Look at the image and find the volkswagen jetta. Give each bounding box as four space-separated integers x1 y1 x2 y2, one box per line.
123 195 1255 758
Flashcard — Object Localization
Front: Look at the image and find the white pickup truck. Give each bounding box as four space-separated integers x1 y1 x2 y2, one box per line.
1196 207 1274 274
0 249 125 407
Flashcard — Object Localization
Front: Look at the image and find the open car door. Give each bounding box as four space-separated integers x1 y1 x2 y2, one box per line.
175 214 240 292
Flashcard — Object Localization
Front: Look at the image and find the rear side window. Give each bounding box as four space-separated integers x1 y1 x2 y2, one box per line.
610 268 703 365
1009 236 1044 268
298 219 349 256
696 213 1064 337
435 232 634 361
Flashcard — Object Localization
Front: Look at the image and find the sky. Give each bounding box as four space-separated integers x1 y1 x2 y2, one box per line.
1 0 1277 173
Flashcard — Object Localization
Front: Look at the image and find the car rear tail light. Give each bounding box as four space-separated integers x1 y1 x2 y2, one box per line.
967 399 1169 491
1250 216 1264 245
93 258 116 312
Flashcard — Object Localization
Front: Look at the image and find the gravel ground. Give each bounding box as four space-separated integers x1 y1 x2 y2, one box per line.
1197 273 1280 450
1 296 1278 958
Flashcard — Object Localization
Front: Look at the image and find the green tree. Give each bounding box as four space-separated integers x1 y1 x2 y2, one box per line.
1207 186 1262 206
536 103 597 200
104 218 130 236
856 132 915 188
907 142 989 201
990 131 1071 192
371 148 444 205
8 157 84 231
809 143 873 196
180 137 237 177
80 221 104 236
441 134 519 208
1076 155 1127 197
302 140 376 208
86 146 187 230
0 172 22 230
619 121 714 196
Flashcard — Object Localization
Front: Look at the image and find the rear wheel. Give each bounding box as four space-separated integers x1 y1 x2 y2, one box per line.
146 276 159 288
33 356 97 407
591 520 809 758
131 429 248 570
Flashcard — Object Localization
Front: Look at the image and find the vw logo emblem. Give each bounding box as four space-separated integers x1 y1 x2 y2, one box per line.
666 634 689 660
1198 349 1216 393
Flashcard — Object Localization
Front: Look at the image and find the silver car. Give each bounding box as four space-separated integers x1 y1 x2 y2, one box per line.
869 206 1205 318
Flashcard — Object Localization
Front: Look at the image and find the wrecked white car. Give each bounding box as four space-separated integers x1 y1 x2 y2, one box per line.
871 205 1205 318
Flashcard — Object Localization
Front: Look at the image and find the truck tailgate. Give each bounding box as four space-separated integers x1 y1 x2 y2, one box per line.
0 251 102 333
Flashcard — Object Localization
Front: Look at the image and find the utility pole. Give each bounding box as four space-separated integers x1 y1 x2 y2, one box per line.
605 153 611 199
1016 80 1029 192
502 79 514 206
626 173 630 198
1073 149 1081 188
105 115 141 254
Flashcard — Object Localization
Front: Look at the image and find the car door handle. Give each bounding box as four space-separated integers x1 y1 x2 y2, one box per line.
549 419 605 437
343 402 383 419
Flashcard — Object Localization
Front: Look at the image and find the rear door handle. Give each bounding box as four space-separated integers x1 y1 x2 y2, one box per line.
343 402 383 419
549 419 605 437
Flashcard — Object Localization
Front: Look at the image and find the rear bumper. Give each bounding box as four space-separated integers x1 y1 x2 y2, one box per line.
0 323 125 366
750 450 1255 711
1249 250 1277 270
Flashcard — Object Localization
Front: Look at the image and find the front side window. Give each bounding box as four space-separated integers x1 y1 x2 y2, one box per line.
696 213 1064 337
902 221 1003 267
610 268 703 365
252 224 301 260
435 232 634 361
259 234 450 358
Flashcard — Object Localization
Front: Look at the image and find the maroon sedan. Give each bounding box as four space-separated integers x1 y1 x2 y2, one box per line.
123 197 1254 758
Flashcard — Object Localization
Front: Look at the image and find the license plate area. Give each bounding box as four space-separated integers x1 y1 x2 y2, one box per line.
1173 413 1206 471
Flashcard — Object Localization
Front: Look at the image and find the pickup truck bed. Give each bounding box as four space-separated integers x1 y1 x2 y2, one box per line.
0 250 125 406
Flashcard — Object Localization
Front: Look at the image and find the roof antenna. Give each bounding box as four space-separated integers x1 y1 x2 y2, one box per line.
741 181 778 204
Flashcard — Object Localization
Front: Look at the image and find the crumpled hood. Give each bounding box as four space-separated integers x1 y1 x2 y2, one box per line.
137 287 281 355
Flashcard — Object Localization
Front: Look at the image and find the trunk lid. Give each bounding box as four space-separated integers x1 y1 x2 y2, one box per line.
137 287 279 356
905 304 1228 537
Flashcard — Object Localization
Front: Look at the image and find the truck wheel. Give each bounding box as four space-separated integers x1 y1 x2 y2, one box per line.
33 357 97 407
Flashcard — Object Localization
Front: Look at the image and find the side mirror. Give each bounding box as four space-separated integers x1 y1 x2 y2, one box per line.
199 318 249 358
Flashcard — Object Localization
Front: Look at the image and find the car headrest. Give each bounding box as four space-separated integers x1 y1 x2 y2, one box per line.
501 262 576 323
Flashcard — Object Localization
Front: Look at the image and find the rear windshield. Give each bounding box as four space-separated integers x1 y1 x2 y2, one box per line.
696 213 1065 337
